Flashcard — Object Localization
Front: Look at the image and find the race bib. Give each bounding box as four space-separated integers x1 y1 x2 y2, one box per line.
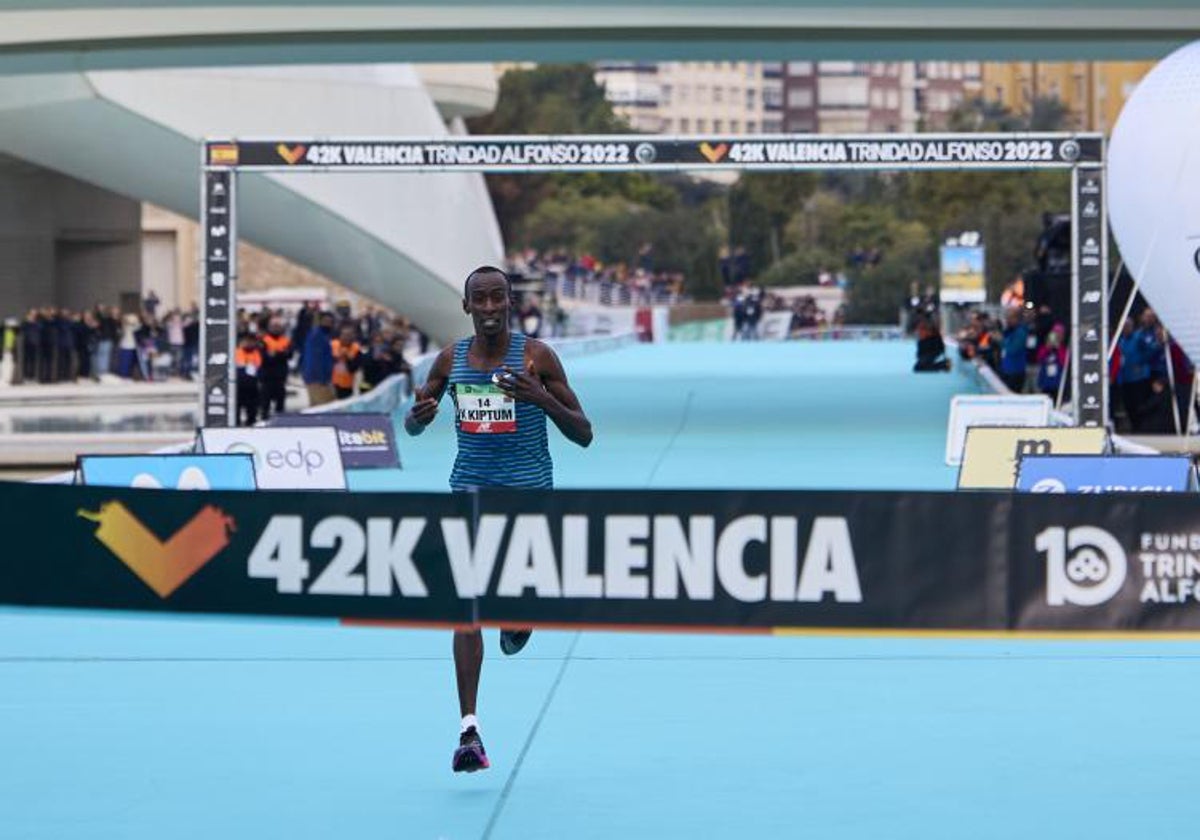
455 383 516 434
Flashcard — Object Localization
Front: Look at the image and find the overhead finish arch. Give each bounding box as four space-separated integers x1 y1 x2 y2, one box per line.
200 132 1108 428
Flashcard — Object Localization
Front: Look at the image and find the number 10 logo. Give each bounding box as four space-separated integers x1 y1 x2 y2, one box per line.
1036 525 1128 606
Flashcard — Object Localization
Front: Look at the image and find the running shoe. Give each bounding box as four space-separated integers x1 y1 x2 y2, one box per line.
499 628 532 655
452 726 490 773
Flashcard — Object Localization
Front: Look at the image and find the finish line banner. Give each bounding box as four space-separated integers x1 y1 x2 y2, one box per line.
3 483 1197 632
205 134 1103 173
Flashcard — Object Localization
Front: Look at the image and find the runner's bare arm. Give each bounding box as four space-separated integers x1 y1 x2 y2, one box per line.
500 339 592 447
404 346 452 435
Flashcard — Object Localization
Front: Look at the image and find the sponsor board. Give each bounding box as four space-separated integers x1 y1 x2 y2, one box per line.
78 454 256 491
939 244 986 304
8 483 1200 631
945 394 1052 466
213 134 1103 172
1017 455 1196 494
563 305 637 338
958 426 1109 489
265 412 400 469
1010 494 1200 629
1 484 995 629
758 311 793 341
197 427 346 490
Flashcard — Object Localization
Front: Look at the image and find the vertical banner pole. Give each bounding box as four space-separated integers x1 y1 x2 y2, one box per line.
198 155 208 427
201 144 237 427
1055 343 1071 411
1187 377 1198 439
1072 161 1106 428
1107 271 1138 361
1164 327 1182 435
1099 149 1110 430
227 171 238 428
1070 165 1081 426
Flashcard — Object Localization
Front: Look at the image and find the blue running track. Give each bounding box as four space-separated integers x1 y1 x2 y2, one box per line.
3 342 1197 839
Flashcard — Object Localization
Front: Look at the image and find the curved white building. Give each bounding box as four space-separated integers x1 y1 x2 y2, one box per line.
0 64 504 342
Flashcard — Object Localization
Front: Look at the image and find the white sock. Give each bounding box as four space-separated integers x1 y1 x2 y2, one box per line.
461 714 480 734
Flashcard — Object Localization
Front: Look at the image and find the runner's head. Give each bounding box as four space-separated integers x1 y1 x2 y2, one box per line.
463 266 511 339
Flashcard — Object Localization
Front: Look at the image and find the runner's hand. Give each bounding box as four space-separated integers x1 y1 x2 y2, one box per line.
409 385 439 425
498 363 547 406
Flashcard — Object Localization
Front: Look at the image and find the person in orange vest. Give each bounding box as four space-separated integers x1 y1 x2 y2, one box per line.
259 317 292 420
330 323 363 400
234 333 263 426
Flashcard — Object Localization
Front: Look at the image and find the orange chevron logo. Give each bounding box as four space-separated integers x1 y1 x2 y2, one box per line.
276 144 307 165
79 502 235 598
699 142 729 163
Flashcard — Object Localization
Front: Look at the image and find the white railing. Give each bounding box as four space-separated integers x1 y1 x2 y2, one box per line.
538 272 684 307
787 325 904 342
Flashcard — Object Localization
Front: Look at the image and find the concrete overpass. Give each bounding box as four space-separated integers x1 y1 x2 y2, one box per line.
0 63 505 343
1 1 1197 73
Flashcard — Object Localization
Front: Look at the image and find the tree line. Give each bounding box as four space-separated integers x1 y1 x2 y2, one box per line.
467 64 1074 322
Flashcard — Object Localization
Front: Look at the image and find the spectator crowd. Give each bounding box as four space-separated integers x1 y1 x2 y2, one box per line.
729 283 846 341
12 303 201 385
4 294 423 429
953 300 1194 434
238 300 419 426
507 246 688 307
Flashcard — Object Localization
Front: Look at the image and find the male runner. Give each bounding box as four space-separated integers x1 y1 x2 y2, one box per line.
404 265 592 773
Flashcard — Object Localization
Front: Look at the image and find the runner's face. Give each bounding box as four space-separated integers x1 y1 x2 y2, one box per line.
464 274 510 338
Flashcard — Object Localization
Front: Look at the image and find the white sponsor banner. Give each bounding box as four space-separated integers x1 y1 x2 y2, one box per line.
945 394 1052 466
564 305 637 337
758 311 793 341
198 427 346 490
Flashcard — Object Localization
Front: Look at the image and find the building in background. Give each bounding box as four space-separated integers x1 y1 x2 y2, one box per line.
596 60 980 136
595 61 779 135
655 61 768 136
981 61 1155 132
914 61 983 128
783 61 932 133
592 62 662 131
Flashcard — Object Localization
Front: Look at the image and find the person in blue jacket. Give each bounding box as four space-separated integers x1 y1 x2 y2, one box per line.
999 307 1029 393
301 311 335 406
1119 311 1164 431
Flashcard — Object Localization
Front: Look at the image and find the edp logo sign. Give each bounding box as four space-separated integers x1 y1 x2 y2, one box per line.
198 427 347 490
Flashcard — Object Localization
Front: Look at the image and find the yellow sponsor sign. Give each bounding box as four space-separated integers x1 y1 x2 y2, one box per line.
957 426 1108 489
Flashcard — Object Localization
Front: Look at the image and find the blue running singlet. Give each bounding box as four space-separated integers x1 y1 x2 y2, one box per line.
447 332 553 491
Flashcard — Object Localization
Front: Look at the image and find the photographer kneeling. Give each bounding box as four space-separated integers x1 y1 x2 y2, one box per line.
913 316 951 372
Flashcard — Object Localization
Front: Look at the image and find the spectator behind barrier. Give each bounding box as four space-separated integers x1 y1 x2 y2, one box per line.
302 311 336 407
1035 325 1066 399
999 308 1029 393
